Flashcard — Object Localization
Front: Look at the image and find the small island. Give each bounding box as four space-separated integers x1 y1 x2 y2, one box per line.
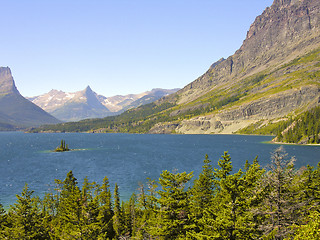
54 140 70 152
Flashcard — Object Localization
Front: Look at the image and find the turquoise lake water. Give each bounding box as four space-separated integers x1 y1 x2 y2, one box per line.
1 132 320 207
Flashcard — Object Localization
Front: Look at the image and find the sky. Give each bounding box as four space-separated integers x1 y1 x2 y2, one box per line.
0 0 273 97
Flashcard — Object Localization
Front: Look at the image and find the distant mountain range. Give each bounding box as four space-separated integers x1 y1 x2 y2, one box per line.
27 87 179 122
31 0 320 135
0 67 60 130
0 66 178 129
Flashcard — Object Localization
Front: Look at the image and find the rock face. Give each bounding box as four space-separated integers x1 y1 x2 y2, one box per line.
0 67 19 95
177 0 320 105
48 86 111 122
0 67 60 130
146 0 320 134
29 88 179 122
26 0 320 134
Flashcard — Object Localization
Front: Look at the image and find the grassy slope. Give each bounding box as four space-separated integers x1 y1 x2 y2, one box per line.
32 48 320 134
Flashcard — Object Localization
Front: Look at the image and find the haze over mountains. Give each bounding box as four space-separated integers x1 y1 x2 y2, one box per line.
28 87 179 122
33 0 320 134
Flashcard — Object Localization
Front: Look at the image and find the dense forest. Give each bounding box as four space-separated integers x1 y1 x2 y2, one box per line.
0 147 319 239
238 106 320 144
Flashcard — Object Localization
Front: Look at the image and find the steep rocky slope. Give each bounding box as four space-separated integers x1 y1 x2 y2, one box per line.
177 0 320 105
32 0 320 134
0 67 60 130
151 0 320 134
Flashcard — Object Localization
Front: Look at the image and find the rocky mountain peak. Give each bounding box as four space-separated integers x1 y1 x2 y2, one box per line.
177 0 320 105
84 85 92 93
0 67 19 95
272 0 300 8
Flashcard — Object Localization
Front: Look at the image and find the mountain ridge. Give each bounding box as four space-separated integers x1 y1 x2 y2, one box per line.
28 87 179 121
30 0 320 135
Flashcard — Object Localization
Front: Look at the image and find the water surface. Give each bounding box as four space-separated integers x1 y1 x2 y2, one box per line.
1 132 319 207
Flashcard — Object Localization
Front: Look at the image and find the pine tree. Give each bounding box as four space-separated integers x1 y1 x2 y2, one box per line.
214 151 233 181
148 170 193 239
0 203 8 239
6 184 48 239
259 147 300 240
136 179 158 239
122 193 137 238
188 154 215 237
113 183 123 238
298 162 320 214
192 154 265 239
80 177 100 239
191 154 215 216
54 171 84 239
95 176 114 239
291 211 320 239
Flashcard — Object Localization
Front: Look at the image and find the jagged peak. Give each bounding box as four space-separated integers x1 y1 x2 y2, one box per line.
85 85 92 91
0 66 19 95
0 66 12 77
272 0 300 8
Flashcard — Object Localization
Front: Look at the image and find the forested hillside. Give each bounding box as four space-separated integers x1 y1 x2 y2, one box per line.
1 148 319 239
238 106 320 144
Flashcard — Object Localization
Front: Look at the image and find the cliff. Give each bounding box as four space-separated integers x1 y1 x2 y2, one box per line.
0 67 60 130
31 0 320 134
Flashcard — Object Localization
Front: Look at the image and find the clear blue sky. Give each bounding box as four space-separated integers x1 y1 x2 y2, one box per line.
0 0 273 97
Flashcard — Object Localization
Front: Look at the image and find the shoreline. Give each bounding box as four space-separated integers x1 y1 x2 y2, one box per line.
266 140 320 146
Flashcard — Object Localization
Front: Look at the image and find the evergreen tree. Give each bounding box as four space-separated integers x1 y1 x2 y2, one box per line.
95 176 114 239
291 211 320 239
80 177 100 239
214 151 233 181
188 154 215 236
192 154 265 239
6 184 48 239
122 193 137 238
298 162 320 214
0 203 8 239
259 147 300 240
136 179 158 239
191 154 215 216
54 171 84 239
113 183 123 238
148 170 193 239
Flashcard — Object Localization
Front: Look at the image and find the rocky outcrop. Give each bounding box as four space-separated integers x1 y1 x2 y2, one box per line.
0 67 19 95
218 86 320 121
176 86 320 134
176 0 320 105
0 67 60 129
156 0 320 134
148 122 180 134
176 118 257 135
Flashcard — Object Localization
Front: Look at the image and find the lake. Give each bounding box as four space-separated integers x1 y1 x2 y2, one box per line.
1 132 320 208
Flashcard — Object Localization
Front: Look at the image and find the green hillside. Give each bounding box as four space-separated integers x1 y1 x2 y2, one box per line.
31 0 320 144
31 47 320 137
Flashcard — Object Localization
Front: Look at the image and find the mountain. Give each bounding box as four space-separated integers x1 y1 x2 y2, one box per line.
0 67 60 130
28 87 179 122
98 88 179 112
29 86 111 122
31 0 320 135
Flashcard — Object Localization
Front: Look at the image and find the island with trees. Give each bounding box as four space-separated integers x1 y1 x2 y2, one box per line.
53 140 70 152
0 147 319 239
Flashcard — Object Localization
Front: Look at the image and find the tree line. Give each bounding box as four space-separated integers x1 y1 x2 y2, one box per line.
0 147 319 239
238 106 320 145
276 106 320 144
